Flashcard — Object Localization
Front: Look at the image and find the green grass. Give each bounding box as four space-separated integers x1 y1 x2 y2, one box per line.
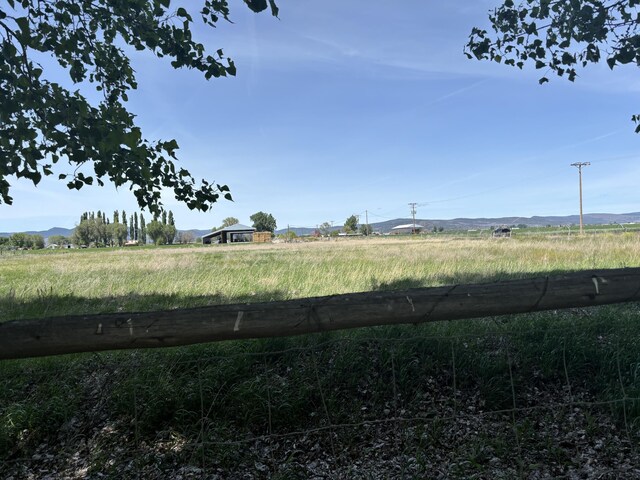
1 234 640 475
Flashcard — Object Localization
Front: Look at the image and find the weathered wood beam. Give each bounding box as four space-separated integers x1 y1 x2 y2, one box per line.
2 268 640 360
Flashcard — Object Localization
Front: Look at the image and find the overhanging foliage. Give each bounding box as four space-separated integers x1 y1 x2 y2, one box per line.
0 0 277 212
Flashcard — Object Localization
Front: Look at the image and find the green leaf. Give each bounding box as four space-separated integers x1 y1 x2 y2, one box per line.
244 0 268 13
176 7 192 21
524 22 537 35
616 48 636 64
15 16 29 37
268 0 279 16
561 52 574 65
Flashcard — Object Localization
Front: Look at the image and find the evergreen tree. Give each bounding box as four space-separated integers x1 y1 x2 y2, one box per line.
140 214 147 245
114 210 119 224
129 214 134 241
162 210 167 225
168 210 175 226
165 223 177 245
134 212 139 241
122 211 128 239
95 215 108 246
343 215 358 234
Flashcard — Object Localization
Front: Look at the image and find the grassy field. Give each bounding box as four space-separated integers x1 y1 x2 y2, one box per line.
2 233 640 320
2 234 640 478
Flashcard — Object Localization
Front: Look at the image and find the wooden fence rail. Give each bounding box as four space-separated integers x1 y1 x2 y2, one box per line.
2 267 640 360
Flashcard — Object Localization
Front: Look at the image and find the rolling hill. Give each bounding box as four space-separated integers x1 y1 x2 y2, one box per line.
3 212 640 239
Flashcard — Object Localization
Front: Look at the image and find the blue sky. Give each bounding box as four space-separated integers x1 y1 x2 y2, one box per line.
2 0 639 232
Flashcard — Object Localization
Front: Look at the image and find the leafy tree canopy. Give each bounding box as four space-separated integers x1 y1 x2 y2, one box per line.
218 216 239 230
319 221 332 236
466 0 640 130
146 219 166 245
47 234 69 245
250 211 276 232
343 214 358 233
359 224 372 236
10 232 44 248
0 0 278 212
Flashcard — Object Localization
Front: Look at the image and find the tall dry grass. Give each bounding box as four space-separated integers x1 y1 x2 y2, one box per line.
1 234 639 320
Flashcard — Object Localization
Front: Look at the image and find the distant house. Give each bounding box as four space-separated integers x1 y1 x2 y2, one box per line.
493 227 511 238
390 223 427 235
202 223 256 244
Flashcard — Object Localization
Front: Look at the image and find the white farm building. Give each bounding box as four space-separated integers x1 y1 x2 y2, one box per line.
390 223 428 235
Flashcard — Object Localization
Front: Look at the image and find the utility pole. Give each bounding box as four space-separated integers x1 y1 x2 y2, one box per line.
570 162 590 235
365 210 369 236
409 203 417 234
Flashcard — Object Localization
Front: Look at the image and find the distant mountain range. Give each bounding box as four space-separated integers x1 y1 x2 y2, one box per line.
0 227 74 239
3 212 640 239
274 212 640 236
0 227 212 240
381 212 640 232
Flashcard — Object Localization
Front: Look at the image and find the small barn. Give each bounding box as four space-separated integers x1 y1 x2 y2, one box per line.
390 223 427 235
493 227 512 238
202 224 256 244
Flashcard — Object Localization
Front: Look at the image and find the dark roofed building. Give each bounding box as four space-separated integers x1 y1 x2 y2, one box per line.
202 223 256 244
493 227 511 238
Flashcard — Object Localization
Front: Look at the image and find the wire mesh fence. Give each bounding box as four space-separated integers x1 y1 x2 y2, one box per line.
2 307 640 478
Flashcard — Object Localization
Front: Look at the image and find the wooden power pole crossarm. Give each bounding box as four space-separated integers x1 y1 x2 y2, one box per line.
2 268 640 360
